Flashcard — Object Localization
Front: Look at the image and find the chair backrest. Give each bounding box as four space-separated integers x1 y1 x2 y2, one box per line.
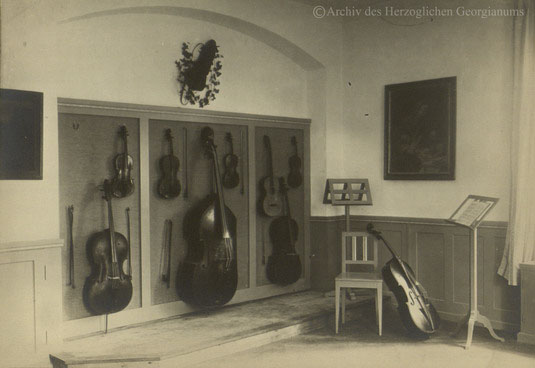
341 231 379 272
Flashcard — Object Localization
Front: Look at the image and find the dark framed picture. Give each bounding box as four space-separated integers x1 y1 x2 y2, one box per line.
0 88 43 179
384 77 456 180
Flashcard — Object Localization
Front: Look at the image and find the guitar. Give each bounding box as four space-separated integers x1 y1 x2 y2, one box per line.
111 126 135 198
222 132 240 189
287 136 303 188
158 129 181 199
367 223 440 337
260 135 283 217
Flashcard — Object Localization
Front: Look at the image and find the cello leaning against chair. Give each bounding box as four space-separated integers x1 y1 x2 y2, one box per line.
367 223 440 337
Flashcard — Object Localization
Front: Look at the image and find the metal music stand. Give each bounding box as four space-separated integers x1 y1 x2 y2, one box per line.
447 195 504 349
323 179 373 231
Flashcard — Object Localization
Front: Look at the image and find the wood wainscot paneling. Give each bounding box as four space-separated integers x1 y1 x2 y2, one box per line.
0 239 63 363
310 216 520 331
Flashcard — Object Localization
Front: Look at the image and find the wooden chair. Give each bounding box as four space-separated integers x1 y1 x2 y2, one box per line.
335 231 383 335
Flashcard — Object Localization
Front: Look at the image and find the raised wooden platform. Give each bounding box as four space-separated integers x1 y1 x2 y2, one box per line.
49 291 375 368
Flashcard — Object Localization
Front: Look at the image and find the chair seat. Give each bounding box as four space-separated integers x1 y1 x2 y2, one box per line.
335 272 383 282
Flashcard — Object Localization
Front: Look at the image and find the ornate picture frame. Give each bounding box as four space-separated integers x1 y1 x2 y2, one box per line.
384 77 456 180
0 88 43 180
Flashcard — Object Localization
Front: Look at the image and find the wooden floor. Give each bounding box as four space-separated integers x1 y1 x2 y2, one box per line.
48 291 374 367
190 303 535 368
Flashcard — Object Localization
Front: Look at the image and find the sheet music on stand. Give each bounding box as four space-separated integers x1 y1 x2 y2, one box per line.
447 195 498 229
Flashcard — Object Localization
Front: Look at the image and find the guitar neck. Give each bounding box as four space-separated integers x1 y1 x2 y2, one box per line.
165 130 174 156
228 135 234 155
264 136 275 180
169 137 174 156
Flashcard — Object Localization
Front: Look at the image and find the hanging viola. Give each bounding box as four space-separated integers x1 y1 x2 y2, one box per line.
175 39 223 108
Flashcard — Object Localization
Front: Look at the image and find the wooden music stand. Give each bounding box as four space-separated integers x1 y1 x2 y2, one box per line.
447 195 504 349
323 179 373 231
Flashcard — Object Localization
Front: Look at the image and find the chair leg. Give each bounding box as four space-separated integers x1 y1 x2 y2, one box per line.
341 288 346 324
376 285 382 336
335 285 340 334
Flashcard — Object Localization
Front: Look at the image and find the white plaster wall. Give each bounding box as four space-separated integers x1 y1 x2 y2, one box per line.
0 0 343 242
339 0 513 221
0 0 516 245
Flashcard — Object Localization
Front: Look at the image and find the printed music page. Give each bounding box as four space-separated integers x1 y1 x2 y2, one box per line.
449 196 497 228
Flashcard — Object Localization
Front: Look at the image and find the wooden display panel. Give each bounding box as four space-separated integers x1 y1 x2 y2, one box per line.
57 98 310 335
149 120 249 305
255 127 305 287
59 113 141 320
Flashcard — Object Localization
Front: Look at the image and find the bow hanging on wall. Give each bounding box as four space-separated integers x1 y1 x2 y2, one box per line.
175 39 223 108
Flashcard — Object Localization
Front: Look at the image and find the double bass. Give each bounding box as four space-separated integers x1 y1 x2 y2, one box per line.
177 127 238 306
83 180 133 315
367 223 440 337
266 178 302 285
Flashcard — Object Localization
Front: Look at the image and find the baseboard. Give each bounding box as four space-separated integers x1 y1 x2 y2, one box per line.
517 332 535 345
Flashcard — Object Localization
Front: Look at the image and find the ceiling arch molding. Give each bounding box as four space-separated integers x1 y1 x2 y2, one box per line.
60 6 325 72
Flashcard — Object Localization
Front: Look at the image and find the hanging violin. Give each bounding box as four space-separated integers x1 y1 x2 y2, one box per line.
177 127 238 307
222 132 239 189
158 129 181 199
266 178 302 285
287 136 303 188
111 125 135 198
83 179 133 315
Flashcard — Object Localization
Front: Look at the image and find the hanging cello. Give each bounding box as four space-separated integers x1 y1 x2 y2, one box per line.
267 177 302 285
83 180 133 315
367 223 440 337
177 127 238 307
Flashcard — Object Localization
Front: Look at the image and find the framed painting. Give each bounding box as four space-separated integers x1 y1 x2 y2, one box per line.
0 88 43 179
384 77 456 180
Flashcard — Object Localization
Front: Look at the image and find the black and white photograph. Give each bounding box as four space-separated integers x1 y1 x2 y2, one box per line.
0 0 534 367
